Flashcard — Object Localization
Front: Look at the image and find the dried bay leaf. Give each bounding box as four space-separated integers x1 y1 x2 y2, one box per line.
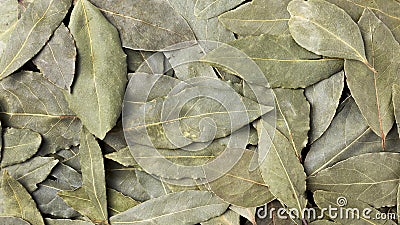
0 216 30 225
45 218 94 225
314 191 396 225
58 187 105 223
32 180 80 218
273 88 310 158
219 0 291 36
0 0 18 35
107 189 140 217
305 71 345 143
258 126 307 218
194 0 246 19
0 171 44 225
226 34 343 88
57 147 81 172
0 71 82 155
394 84 400 135
288 0 374 70
305 98 400 176
67 0 127 139
51 163 82 189
229 206 256 225
109 190 229 225
79 128 108 222
345 9 399 142
33 23 76 91
0 0 71 79
105 147 137 168
200 209 240 225
1 127 41 167
135 170 171 199
308 152 400 207
90 0 196 51
3 156 58 192
207 150 274 207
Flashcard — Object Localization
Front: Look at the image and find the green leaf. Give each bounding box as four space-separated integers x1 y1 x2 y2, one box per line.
33 23 76 91
0 0 71 79
194 0 245 19
308 152 400 208
345 9 399 143
109 191 229 225
45 218 94 225
107 189 140 217
0 171 44 225
1 128 41 167
207 150 274 207
0 216 30 225
3 156 58 192
90 0 196 51
226 34 343 88
218 0 291 36
288 0 372 69
305 71 345 143
259 127 307 218
67 0 127 139
314 191 396 224
305 98 400 176
200 209 240 225
273 88 310 158
0 71 82 155
79 128 108 222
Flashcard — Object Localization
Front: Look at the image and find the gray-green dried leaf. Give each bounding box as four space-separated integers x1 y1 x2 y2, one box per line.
226 34 343 88
105 147 137 167
308 152 400 208
32 180 80 218
219 0 291 36
229 206 256 225
67 0 127 139
79 128 108 222
200 209 240 225
33 23 76 91
57 147 81 172
0 71 81 155
259 127 307 217
194 0 245 19
345 9 399 142
0 171 44 225
58 187 105 223
0 0 18 35
0 0 71 79
305 98 400 176
135 170 171 199
273 88 310 158
51 163 82 188
305 71 345 143
107 189 140 217
1 128 41 167
0 216 30 225
288 0 371 68
3 156 58 192
326 0 400 43
208 150 274 207
109 190 229 225
90 0 196 51
314 191 396 224
394 84 400 136
45 218 94 225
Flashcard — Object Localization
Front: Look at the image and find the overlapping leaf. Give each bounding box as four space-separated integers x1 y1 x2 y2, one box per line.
194 0 245 19
67 0 127 139
0 0 71 79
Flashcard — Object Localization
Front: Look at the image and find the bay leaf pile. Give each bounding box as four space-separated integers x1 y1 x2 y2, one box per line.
0 0 400 224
